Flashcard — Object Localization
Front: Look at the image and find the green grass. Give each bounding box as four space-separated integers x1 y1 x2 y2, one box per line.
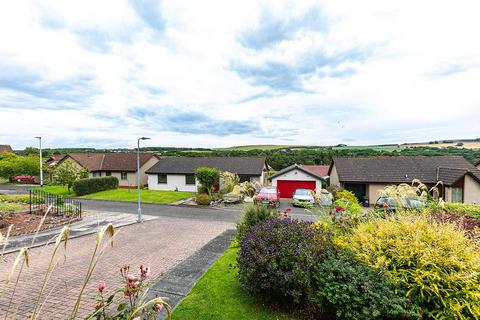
35 185 194 204
217 145 303 151
331 145 402 152
81 188 194 204
171 247 299 320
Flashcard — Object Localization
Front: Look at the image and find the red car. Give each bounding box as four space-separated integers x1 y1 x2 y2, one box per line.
254 186 280 207
9 175 36 183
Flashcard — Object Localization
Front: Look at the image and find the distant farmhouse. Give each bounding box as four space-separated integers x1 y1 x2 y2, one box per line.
0 145 13 154
146 157 267 192
329 156 480 204
56 153 160 187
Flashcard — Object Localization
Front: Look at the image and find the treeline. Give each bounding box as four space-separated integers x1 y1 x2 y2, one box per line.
14 146 480 171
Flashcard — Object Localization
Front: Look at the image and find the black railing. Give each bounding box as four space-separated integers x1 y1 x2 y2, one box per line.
29 189 82 218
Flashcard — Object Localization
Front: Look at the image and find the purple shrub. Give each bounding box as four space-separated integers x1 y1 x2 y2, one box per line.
237 217 329 304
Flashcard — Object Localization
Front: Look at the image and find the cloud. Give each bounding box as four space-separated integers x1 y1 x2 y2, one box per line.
238 6 328 50
129 0 165 32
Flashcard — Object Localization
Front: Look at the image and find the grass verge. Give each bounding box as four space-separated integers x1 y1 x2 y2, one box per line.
35 186 194 204
171 247 298 320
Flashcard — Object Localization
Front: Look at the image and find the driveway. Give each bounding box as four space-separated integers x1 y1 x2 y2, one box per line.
0 184 34 195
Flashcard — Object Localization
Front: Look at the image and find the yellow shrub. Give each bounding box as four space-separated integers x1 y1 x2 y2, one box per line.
339 215 480 320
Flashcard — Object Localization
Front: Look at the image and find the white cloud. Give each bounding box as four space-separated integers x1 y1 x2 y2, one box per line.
0 0 479 149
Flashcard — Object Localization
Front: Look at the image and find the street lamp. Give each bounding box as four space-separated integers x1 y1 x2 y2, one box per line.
137 137 150 222
35 137 43 187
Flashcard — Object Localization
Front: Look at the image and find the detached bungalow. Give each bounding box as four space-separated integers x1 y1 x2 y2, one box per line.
0 145 13 154
329 156 480 204
268 164 329 198
57 152 160 187
146 157 267 192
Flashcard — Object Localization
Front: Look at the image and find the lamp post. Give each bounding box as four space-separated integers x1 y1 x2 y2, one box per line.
137 137 150 222
35 136 43 187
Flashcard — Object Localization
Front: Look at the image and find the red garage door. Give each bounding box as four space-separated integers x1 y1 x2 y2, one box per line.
277 180 316 198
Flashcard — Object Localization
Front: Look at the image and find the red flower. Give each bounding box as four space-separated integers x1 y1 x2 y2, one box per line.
335 206 344 213
153 303 163 312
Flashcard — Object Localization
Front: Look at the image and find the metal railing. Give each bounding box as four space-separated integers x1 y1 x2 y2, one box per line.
29 189 82 218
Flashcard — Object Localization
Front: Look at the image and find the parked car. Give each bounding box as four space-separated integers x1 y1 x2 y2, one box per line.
254 186 280 207
374 196 425 212
9 175 36 183
292 188 315 206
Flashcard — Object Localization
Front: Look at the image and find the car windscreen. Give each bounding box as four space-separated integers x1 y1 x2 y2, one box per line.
295 189 311 196
260 188 276 194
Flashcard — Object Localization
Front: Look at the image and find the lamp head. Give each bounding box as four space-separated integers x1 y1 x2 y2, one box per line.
139 137 151 140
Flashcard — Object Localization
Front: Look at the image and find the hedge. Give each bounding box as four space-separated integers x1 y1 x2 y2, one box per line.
73 176 119 196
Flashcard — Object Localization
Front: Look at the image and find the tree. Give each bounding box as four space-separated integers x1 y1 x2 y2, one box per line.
195 167 220 195
0 154 39 179
23 147 39 157
53 159 88 192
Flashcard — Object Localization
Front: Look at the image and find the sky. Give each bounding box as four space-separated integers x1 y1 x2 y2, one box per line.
0 0 479 150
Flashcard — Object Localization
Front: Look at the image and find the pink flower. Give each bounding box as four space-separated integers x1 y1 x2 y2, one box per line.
127 274 138 283
139 264 151 279
132 317 141 320
98 281 106 293
153 303 163 312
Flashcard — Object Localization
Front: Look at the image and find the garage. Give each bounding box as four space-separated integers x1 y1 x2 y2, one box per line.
277 180 316 198
268 164 327 198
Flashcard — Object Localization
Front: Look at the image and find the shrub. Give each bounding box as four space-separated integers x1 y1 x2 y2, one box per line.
238 218 329 304
73 176 119 196
195 193 212 206
235 204 274 241
310 249 421 320
0 194 30 203
195 167 220 195
340 215 480 319
334 189 359 204
441 202 480 219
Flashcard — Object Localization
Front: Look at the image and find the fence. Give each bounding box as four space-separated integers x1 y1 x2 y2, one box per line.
29 189 82 218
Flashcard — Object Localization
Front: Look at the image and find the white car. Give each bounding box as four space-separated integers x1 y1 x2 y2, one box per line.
292 188 315 206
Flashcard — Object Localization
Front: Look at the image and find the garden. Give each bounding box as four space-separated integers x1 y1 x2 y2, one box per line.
172 181 480 320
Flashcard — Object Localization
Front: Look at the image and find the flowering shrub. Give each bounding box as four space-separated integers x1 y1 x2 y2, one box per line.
237 217 330 304
334 189 359 204
340 215 480 320
86 264 170 320
309 249 421 320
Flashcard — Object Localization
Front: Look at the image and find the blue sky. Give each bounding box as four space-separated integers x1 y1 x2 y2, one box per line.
0 0 479 149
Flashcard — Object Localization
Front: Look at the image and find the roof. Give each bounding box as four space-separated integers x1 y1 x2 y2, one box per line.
146 157 266 176
331 156 480 186
268 164 326 181
45 154 66 167
300 165 330 177
476 160 480 167
61 152 158 172
0 145 13 153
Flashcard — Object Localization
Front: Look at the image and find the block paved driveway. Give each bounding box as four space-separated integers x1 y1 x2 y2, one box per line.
0 213 234 319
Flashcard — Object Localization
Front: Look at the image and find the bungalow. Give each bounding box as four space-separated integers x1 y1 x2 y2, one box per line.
268 164 329 198
329 156 480 204
57 152 160 187
0 145 13 154
146 157 267 192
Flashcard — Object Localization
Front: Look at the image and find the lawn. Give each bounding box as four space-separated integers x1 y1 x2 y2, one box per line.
36 185 194 204
171 247 299 320
0 202 22 212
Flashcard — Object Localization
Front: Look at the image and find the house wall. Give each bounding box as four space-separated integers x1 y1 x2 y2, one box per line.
367 183 389 202
271 168 323 193
444 186 453 202
148 174 198 192
464 175 480 204
329 165 340 187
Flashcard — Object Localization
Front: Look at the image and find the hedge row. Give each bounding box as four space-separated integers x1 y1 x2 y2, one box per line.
73 176 119 196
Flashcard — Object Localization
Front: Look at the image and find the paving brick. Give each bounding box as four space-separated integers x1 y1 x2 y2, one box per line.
0 216 233 319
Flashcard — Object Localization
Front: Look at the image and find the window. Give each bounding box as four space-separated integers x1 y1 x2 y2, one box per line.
106 171 112 176
121 172 128 180
185 174 196 185
157 174 167 184
452 187 463 203
92 172 100 177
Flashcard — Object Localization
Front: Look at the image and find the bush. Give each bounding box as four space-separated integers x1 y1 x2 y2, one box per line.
334 189 359 204
310 250 420 320
195 167 220 195
195 193 212 206
0 194 31 203
341 215 480 319
73 176 119 196
236 204 274 241
441 202 480 219
238 218 329 304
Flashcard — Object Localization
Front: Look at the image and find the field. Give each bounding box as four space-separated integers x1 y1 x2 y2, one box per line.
401 141 480 149
217 145 305 151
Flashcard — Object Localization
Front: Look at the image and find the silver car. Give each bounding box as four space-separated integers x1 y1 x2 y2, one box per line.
292 188 315 206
